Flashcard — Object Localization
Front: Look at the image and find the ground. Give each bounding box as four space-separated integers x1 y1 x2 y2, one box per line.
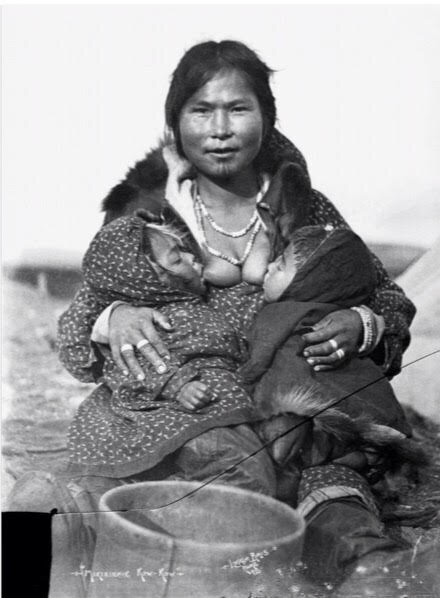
2 278 440 596
2 279 94 503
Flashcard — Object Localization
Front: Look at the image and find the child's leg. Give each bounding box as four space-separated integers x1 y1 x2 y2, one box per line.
174 423 277 496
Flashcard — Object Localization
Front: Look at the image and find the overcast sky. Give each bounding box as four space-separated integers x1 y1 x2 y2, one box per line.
3 4 440 265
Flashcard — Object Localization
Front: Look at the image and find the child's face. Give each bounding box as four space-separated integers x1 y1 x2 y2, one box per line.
150 231 206 295
263 249 297 302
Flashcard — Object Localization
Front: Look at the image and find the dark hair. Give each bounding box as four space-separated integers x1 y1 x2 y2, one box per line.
165 40 276 156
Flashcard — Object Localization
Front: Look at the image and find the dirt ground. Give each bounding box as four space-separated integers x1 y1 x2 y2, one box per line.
2 278 440 596
2 279 95 503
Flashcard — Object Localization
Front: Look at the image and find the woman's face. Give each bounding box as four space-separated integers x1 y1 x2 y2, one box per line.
178 69 264 182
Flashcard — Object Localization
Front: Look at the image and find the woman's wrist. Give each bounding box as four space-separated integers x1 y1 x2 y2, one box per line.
91 301 127 344
350 306 385 355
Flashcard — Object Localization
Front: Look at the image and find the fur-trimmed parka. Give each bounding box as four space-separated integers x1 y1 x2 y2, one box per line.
58 129 415 382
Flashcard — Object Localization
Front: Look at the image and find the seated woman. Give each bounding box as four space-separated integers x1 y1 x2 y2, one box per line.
60 42 414 387
15 39 416 585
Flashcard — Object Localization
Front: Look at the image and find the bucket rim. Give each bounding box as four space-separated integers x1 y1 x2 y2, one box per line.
97 480 306 551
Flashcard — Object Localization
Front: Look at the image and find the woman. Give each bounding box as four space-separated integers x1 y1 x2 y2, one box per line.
57 40 416 584
61 43 413 385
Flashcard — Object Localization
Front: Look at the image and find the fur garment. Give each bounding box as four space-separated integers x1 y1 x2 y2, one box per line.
267 383 429 470
101 128 312 243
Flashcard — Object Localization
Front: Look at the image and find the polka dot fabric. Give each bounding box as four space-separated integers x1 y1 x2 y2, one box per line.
82 215 199 307
68 366 257 478
59 187 415 385
68 217 259 477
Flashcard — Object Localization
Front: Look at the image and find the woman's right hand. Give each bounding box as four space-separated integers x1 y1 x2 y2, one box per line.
109 304 173 379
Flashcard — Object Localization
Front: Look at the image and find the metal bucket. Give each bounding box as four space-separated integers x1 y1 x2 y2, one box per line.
88 480 305 598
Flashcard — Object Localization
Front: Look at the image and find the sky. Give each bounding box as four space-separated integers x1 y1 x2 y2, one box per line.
2 4 440 266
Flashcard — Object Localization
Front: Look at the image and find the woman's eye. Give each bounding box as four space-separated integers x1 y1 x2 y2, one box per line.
231 106 248 113
192 106 209 114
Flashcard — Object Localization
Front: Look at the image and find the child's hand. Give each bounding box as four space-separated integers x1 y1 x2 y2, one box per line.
177 381 210 411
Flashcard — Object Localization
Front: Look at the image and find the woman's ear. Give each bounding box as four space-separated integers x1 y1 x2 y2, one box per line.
163 126 176 146
162 145 193 182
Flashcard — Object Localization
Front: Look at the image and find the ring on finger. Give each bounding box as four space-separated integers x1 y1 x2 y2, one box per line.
335 348 345 359
136 339 150 350
120 344 134 353
329 338 338 351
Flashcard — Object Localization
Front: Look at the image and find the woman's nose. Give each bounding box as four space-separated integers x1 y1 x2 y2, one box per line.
210 110 232 139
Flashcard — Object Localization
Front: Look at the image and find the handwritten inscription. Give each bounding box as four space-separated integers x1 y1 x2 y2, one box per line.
136 566 184 583
221 546 278 576
71 564 130 583
70 563 184 583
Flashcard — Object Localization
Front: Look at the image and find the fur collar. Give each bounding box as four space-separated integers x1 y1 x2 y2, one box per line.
101 128 309 224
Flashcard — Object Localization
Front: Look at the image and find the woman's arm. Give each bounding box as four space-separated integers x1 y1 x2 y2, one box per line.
304 189 416 377
58 282 174 382
57 281 107 383
366 252 416 377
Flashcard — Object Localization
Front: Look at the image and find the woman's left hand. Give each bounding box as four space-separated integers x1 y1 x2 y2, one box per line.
301 309 362 371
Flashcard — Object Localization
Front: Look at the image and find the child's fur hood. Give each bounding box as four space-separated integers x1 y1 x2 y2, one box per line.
101 129 310 225
266 384 430 471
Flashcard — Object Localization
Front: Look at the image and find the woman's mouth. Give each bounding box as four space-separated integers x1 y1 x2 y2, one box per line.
206 148 238 159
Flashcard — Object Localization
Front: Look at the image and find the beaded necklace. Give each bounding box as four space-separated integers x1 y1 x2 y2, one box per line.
194 185 264 267
196 187 264 238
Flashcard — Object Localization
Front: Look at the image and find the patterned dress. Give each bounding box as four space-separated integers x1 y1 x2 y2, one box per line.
67 216 259 477
57 129 416 500
59 131 415 384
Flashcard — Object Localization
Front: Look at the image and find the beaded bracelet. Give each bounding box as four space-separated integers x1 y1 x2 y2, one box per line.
350 305 377 354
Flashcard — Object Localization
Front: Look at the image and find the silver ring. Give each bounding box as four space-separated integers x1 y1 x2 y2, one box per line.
120 344 134 353
136 339 150 350
335 348 345 359
329 338 338 351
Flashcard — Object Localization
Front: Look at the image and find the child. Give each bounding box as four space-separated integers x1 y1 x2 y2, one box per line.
240 225 425 488
67 211 275 493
